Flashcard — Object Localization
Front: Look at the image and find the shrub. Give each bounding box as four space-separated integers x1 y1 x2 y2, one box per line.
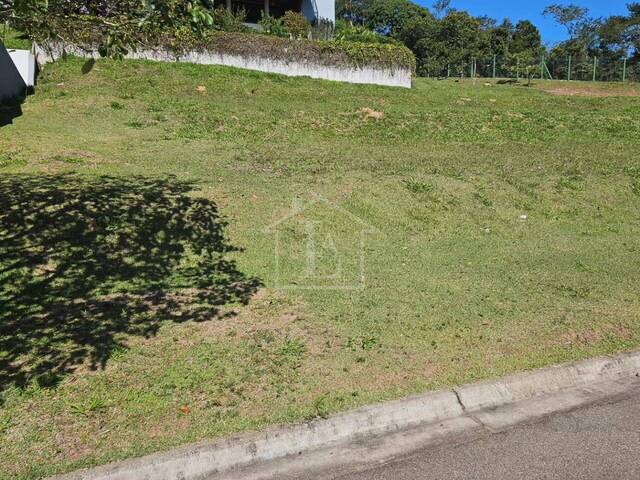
334 19 399 45
507 50 541 85
282 11 310 39
4 0 235 58
34 17 416 73
259 14 288 37
211 6 249 33
318 38 415 72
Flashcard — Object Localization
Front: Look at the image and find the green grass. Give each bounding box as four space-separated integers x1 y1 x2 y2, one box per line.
0 27 31 50
1 57 640 479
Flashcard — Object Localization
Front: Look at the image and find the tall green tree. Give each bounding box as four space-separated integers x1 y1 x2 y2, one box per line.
363 0 433 36
336 0 368 25
623 3 640 56
395 13 437 74
599 15 633 54
432 0 451 20
511 20 542 54
542 4 589 39
504 20 542 82
488 18 514 57
433 11 482 74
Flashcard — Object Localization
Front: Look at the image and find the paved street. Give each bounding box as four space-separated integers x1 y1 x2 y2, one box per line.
316 384 640 480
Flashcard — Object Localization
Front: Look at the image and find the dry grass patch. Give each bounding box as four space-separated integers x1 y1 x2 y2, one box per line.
541 84 640 97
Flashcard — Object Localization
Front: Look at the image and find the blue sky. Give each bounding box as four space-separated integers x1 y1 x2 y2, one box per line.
417 1 632 46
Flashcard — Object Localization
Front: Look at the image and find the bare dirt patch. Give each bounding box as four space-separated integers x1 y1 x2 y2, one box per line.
358 107 385 120
542 85 640 98
561 329 602 347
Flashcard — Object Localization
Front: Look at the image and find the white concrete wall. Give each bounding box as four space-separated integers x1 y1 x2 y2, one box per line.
8 49 36 87
178 50 410 87
0 44 27 102
36 43 412 88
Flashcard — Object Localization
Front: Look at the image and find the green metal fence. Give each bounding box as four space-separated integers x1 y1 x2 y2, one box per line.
425 54 639 83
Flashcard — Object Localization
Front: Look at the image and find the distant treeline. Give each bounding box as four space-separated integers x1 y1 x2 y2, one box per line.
337 0 640 80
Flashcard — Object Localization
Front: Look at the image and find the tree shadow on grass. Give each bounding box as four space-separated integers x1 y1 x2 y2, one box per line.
0 174 261 394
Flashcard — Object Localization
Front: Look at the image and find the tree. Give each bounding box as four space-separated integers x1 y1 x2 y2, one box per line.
395 14 437 74
2 0 220 58
508 50 539 84
588 3 640 79
488 18 514 57
504 20 543 82
543 4 589 39
395 14 436 51
336 0 368 25
511 20 542 54
432 0 451 20
624 3 640 55
435 11 482 74
599 15 633 55
363 0 433 36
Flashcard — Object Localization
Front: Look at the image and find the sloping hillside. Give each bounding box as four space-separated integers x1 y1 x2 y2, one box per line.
1 58 639 479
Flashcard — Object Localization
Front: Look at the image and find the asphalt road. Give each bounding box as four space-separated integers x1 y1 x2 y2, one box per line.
322 384 640 480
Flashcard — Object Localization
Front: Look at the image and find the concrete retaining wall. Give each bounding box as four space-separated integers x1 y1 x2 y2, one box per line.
36 43 412 88
8 48 36 87
0 45 28 103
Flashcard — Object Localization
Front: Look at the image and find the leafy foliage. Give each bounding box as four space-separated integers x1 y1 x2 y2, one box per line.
282 10 310 39
334 19 398 44
258 13 289 37
432 0 450 20
261 12 332 40
507 50 540 85
364 0 433 36
511 20 542 54
544 3 640 81
38 25 416 72
332 0 640 80
2 0 230 58
211 6 249 33
543 4 589 39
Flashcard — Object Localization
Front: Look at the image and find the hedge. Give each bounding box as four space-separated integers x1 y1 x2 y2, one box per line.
169 30 416 72
33 17 416 73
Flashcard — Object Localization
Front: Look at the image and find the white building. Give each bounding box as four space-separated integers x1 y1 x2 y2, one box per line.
225 0 335 25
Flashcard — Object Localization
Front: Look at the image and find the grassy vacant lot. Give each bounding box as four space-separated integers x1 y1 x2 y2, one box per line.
1 57 639 479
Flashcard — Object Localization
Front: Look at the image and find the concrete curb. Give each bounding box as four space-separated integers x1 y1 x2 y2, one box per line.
50 350 640 480
455 350 640 412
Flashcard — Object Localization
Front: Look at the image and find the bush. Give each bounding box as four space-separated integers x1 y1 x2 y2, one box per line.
317 38 415 71
507 50 540 84
258 11 312 40
282 11 310 39
0 27 32 49
259 14 288 37
25 4 415 73
211 7 249 33
334 19 398 45
39 25 416 72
